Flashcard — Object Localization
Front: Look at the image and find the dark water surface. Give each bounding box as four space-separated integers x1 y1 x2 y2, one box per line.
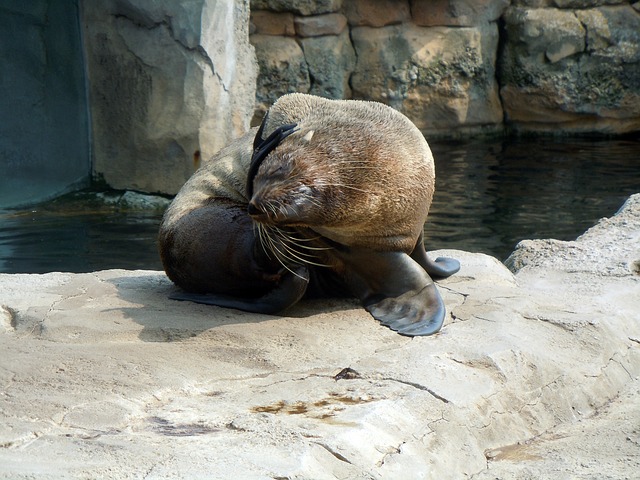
425 135 639 260
0 136 638 274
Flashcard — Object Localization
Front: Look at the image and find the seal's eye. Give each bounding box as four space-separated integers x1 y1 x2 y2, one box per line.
264 158 293 179
247 122 298 198
298 185 312 196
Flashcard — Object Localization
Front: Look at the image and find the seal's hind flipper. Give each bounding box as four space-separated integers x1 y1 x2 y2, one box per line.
410 232 460 279
339 250 446 336
169 265 309 315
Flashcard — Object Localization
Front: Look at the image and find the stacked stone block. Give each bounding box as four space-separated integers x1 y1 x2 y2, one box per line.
250 0 640 136
250 3 355 123
501 0 640 133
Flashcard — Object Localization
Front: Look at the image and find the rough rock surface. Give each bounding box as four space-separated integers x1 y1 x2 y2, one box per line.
1 195 638 478
251 34 310 121
250 0 640 136
500 3 640 133
82 0 257 195
350 23 503 134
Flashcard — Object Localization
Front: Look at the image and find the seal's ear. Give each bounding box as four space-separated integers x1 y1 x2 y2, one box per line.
302 130 314 143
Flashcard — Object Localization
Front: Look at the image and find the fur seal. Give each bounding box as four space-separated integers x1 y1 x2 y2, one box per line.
158 93 459 336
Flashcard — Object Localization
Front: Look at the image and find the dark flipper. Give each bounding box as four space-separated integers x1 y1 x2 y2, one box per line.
338 249 446 336
169 265 310 315
365 282 446 336
410 232 460 279
247 120 298 198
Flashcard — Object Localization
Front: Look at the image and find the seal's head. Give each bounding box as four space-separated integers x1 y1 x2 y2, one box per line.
246 94 436 254
247 127 347 228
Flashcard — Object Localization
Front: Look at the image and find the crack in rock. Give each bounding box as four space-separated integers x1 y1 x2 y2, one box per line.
382 377 449 403
313 442 353 465
114 12 224 89
376 441 404 467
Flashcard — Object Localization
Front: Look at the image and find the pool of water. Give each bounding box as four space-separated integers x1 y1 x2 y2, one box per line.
426 135 640 259
1 135 638 274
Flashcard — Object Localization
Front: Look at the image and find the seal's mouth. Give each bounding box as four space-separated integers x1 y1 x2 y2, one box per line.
247 197 283 225
247 199 269 222
248 196 302 227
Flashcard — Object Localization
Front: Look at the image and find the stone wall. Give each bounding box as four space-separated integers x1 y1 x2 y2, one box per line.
77 0 638 195
82 0 257 195
501 0 640 133
250 0 640 136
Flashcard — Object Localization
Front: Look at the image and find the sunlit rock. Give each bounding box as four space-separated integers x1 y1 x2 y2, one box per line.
500 4 640 133
82 0 257 195
351 23 503 134
0 194 638 477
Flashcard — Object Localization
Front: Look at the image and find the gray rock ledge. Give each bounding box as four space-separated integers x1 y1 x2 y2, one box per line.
1 194 639 479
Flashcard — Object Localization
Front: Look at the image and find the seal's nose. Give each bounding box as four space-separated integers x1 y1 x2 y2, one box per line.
247 200 261 216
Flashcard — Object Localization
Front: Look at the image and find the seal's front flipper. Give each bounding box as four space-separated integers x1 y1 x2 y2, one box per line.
364 282 445 336
410 232 460 279
169 266 309 315
339 250 446 336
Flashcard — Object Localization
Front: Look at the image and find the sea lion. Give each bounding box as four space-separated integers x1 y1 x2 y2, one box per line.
158 93 459 336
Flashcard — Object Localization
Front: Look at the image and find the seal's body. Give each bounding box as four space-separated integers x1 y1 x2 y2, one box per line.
159 129 310 313
159 93 459 335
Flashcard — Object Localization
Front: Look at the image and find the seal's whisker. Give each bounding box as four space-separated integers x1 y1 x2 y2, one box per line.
268 245 309 280
335 162 378 168
259 224 299 266
260 224 333 268
317 183 376 194
281 239 332 253
276 200 290 216
267 201 279 217
262 236 306 276
279 237 323 258
278 241 331 267
280 235 332 249
256 223 275 261
299 193 323 208
278 243 331 268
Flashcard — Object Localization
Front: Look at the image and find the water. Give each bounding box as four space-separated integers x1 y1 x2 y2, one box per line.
426 135 640 260
0 192 166 274
0 136 638 274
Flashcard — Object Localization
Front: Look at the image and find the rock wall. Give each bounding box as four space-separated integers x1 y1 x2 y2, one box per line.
82 0 257 195
501 0 640 133
250 0 640 135
77 0 638 195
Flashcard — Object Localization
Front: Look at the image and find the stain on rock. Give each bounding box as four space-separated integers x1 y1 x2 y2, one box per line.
147 416 218 437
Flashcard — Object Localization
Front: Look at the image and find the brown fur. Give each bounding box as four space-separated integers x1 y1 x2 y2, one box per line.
158 94 443 323
248 93 435 253
159 128 286 297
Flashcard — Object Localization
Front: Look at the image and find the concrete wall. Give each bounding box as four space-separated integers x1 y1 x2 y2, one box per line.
82 0 257 195
0 1 90 208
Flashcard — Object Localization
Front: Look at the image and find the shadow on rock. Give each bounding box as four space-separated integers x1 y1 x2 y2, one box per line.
103 271 358 343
